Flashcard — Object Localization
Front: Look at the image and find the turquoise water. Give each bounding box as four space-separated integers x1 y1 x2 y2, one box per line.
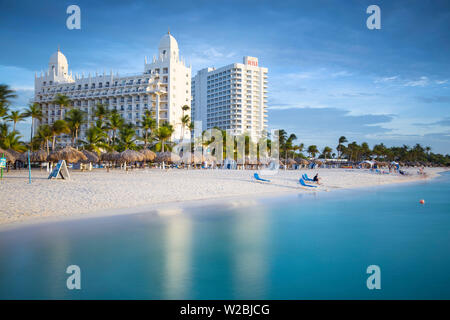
1 172 450 299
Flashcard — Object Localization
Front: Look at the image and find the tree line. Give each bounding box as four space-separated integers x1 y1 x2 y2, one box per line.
1 83 449 166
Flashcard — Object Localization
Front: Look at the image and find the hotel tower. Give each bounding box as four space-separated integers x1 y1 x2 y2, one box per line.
191 56 268 141
33 32 192 145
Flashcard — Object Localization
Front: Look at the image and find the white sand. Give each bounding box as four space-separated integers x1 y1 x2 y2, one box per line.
0 167 446 227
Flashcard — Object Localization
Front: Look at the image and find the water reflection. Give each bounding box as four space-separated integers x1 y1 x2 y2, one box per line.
232 206 269 298
162 214 192 299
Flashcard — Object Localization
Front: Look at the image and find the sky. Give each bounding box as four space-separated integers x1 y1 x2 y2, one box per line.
0 0 449 154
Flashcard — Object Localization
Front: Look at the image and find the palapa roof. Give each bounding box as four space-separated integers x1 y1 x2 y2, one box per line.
140 149 157 161
20 150 48 162
295 157 309 165
47 146 87 163
0 148 15 162
81 150 99 163
285 158 297 165
117 149 145 163
100 151 119 162
155 151 181 163
179 153 202 164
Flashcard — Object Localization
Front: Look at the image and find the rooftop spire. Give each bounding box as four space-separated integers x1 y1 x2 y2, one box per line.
168 27 170 35
57 44 60 52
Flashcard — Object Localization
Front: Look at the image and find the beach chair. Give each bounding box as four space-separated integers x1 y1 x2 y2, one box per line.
254 172 271 182
302 173 314 181
299 178 317 188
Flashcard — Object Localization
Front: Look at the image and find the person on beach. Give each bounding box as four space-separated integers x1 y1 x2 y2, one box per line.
313 173 321 184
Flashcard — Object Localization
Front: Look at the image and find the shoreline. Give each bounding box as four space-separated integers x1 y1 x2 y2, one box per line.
1 167 447 231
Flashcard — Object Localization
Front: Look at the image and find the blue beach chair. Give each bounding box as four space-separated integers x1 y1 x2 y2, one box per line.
254 172 271 182
302 173 314 181
299 178 317 188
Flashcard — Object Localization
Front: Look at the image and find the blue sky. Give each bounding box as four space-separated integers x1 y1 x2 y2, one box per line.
1 0 449 153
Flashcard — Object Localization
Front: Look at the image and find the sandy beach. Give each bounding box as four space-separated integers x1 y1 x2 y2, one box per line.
0 167 446 227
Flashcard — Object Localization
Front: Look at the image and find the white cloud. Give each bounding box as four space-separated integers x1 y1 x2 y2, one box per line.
374 75 398 83
404 76 429 87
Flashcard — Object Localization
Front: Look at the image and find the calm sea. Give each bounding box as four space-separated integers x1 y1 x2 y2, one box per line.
1 171 449 299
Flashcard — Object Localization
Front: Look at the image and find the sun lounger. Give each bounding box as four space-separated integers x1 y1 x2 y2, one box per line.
299 178 317 188
254 172 270 182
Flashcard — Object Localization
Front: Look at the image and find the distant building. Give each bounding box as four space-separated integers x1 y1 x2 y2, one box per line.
33 32 191 145
191 56 268 141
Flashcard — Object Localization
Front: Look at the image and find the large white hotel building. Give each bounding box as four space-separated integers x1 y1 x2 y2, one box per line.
191 56 268 141
33 32 192 143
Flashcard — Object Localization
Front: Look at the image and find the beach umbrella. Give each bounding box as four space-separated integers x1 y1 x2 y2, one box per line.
179 153 202 164
20 150 48 162
315 160 323 166
117 149 144 163
47 146 87 163
101 151 119 162
155 151 181 163
0 148 15 163
7 149 22 162
295 158 309 165
286 158 297 165
81 150 99 163
140 149 157 162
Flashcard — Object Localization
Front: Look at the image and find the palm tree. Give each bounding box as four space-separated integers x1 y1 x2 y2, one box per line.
321 146 333 159
94 103 109 121
337 136 347 159
0 84 17 118
52 94 71 120
285 133 297 160
35 124 52 154
65 108 86 147
81 126 108 154
180 114 190 142
118 123 138 151
0 130 26 152
108 110 124 147
5 110 25 131
307 145 319 158
156 122 174 152
140 110 156 147
50 120 70 150
180 104 190 140
23 102 43 143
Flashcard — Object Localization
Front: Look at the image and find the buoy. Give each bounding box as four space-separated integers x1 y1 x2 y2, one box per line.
419 199 425 204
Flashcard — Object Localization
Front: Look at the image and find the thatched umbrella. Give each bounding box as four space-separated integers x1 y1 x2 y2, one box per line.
315 160 323 166
101 151 119 162
117 149 144 164
294 157 307 165
155 151 181 163
0 148 16 163
7 149 22 162
81 150 99 163
48 146 87 163
140 149 157 162
286 158 297 165
20 150 48 162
